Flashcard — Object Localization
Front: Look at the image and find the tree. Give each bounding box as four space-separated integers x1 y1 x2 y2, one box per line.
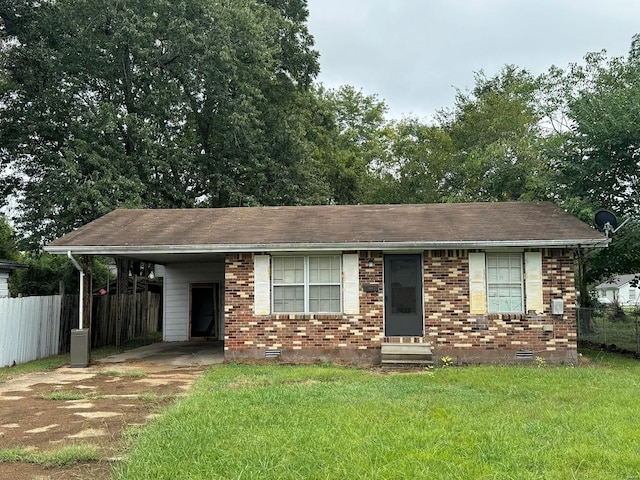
365 118 452 204
0 0 324 248
436 66 550 203
9 253 74 296
548 54 640 217
0 215 18 260
312 85 391 204
540 35 640 310
314 68 551 206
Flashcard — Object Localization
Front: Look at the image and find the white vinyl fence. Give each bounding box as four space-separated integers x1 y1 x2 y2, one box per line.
0 295 62 367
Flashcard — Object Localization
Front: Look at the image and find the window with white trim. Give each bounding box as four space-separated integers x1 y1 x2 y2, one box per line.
272 255 342 313
486 253 524 313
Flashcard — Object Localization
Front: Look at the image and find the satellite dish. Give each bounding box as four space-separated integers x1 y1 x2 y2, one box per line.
594 210 618 231
595 210 633 237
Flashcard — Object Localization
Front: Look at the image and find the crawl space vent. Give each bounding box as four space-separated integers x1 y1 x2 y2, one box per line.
515 350 534 360
265 349 282 359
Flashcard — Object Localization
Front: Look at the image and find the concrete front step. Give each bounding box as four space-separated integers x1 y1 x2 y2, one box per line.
380 342 433 368
381 360 434 367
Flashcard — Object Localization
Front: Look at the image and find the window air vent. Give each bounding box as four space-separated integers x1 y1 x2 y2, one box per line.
265 349 282 359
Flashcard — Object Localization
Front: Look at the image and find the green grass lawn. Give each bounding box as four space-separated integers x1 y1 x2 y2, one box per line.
117 352 640 480
0 354 70 383
0 333 163 384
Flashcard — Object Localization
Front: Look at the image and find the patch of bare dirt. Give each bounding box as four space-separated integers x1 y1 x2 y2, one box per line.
0 361 206 479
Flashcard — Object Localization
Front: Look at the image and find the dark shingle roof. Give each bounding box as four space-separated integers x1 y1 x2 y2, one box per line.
0 259 28 271
46 203 605 258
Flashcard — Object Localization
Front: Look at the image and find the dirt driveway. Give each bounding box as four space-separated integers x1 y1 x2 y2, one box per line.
0 342 223 479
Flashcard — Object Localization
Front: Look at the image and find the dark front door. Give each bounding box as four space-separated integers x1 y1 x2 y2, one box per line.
384 255 423 336
190 284 219 339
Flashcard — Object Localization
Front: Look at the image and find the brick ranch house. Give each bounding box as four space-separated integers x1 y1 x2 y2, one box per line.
45 202 607 365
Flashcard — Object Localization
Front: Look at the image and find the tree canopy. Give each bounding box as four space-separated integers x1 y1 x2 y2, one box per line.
436 66 549 203
1 0 324 247
1 3 639 293
546 48 640 218
540 39 640 293
0 215 18 261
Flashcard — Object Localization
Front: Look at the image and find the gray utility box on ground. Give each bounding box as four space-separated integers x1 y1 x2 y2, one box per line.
70 328 90 367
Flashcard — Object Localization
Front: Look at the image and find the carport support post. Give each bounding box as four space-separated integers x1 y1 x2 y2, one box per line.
67 251 91 367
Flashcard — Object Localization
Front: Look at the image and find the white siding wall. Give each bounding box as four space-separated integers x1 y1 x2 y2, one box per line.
0 271 9 298
599 284 640 305
630 285 640 305
620 284 640 306
162 262 225 342
619 286 628 304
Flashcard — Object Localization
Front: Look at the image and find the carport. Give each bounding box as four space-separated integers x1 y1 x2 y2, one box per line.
97 341 224 367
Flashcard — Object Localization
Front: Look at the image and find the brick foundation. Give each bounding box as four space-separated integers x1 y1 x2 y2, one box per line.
224 249 578 365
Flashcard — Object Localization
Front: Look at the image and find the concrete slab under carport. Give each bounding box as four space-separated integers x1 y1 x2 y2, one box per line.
96 341 224 367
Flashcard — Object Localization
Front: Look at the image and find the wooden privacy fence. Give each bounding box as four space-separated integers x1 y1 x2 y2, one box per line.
0 295 62 367
92 292 161 348
59 292 162 351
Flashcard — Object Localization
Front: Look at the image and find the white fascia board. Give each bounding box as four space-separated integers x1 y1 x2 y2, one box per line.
45 238 609 256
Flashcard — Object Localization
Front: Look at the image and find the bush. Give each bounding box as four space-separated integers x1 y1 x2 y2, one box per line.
606 299 627 323
9 252 112 296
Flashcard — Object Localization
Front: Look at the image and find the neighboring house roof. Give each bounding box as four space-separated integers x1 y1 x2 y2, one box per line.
595 274 640 290
0 259 28 271
45 202 607 263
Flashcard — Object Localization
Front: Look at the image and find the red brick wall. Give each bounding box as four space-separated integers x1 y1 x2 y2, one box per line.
424 249 577 365
224 249 578 365
224 252 385 363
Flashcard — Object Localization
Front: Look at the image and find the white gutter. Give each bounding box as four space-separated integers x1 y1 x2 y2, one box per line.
67 251 84 330
46 238 610 257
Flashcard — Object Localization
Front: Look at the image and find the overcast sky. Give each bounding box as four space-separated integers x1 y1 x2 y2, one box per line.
306 0 640 120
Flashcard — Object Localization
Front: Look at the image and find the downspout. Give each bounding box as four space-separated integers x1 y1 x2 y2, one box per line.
67 251 84 329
